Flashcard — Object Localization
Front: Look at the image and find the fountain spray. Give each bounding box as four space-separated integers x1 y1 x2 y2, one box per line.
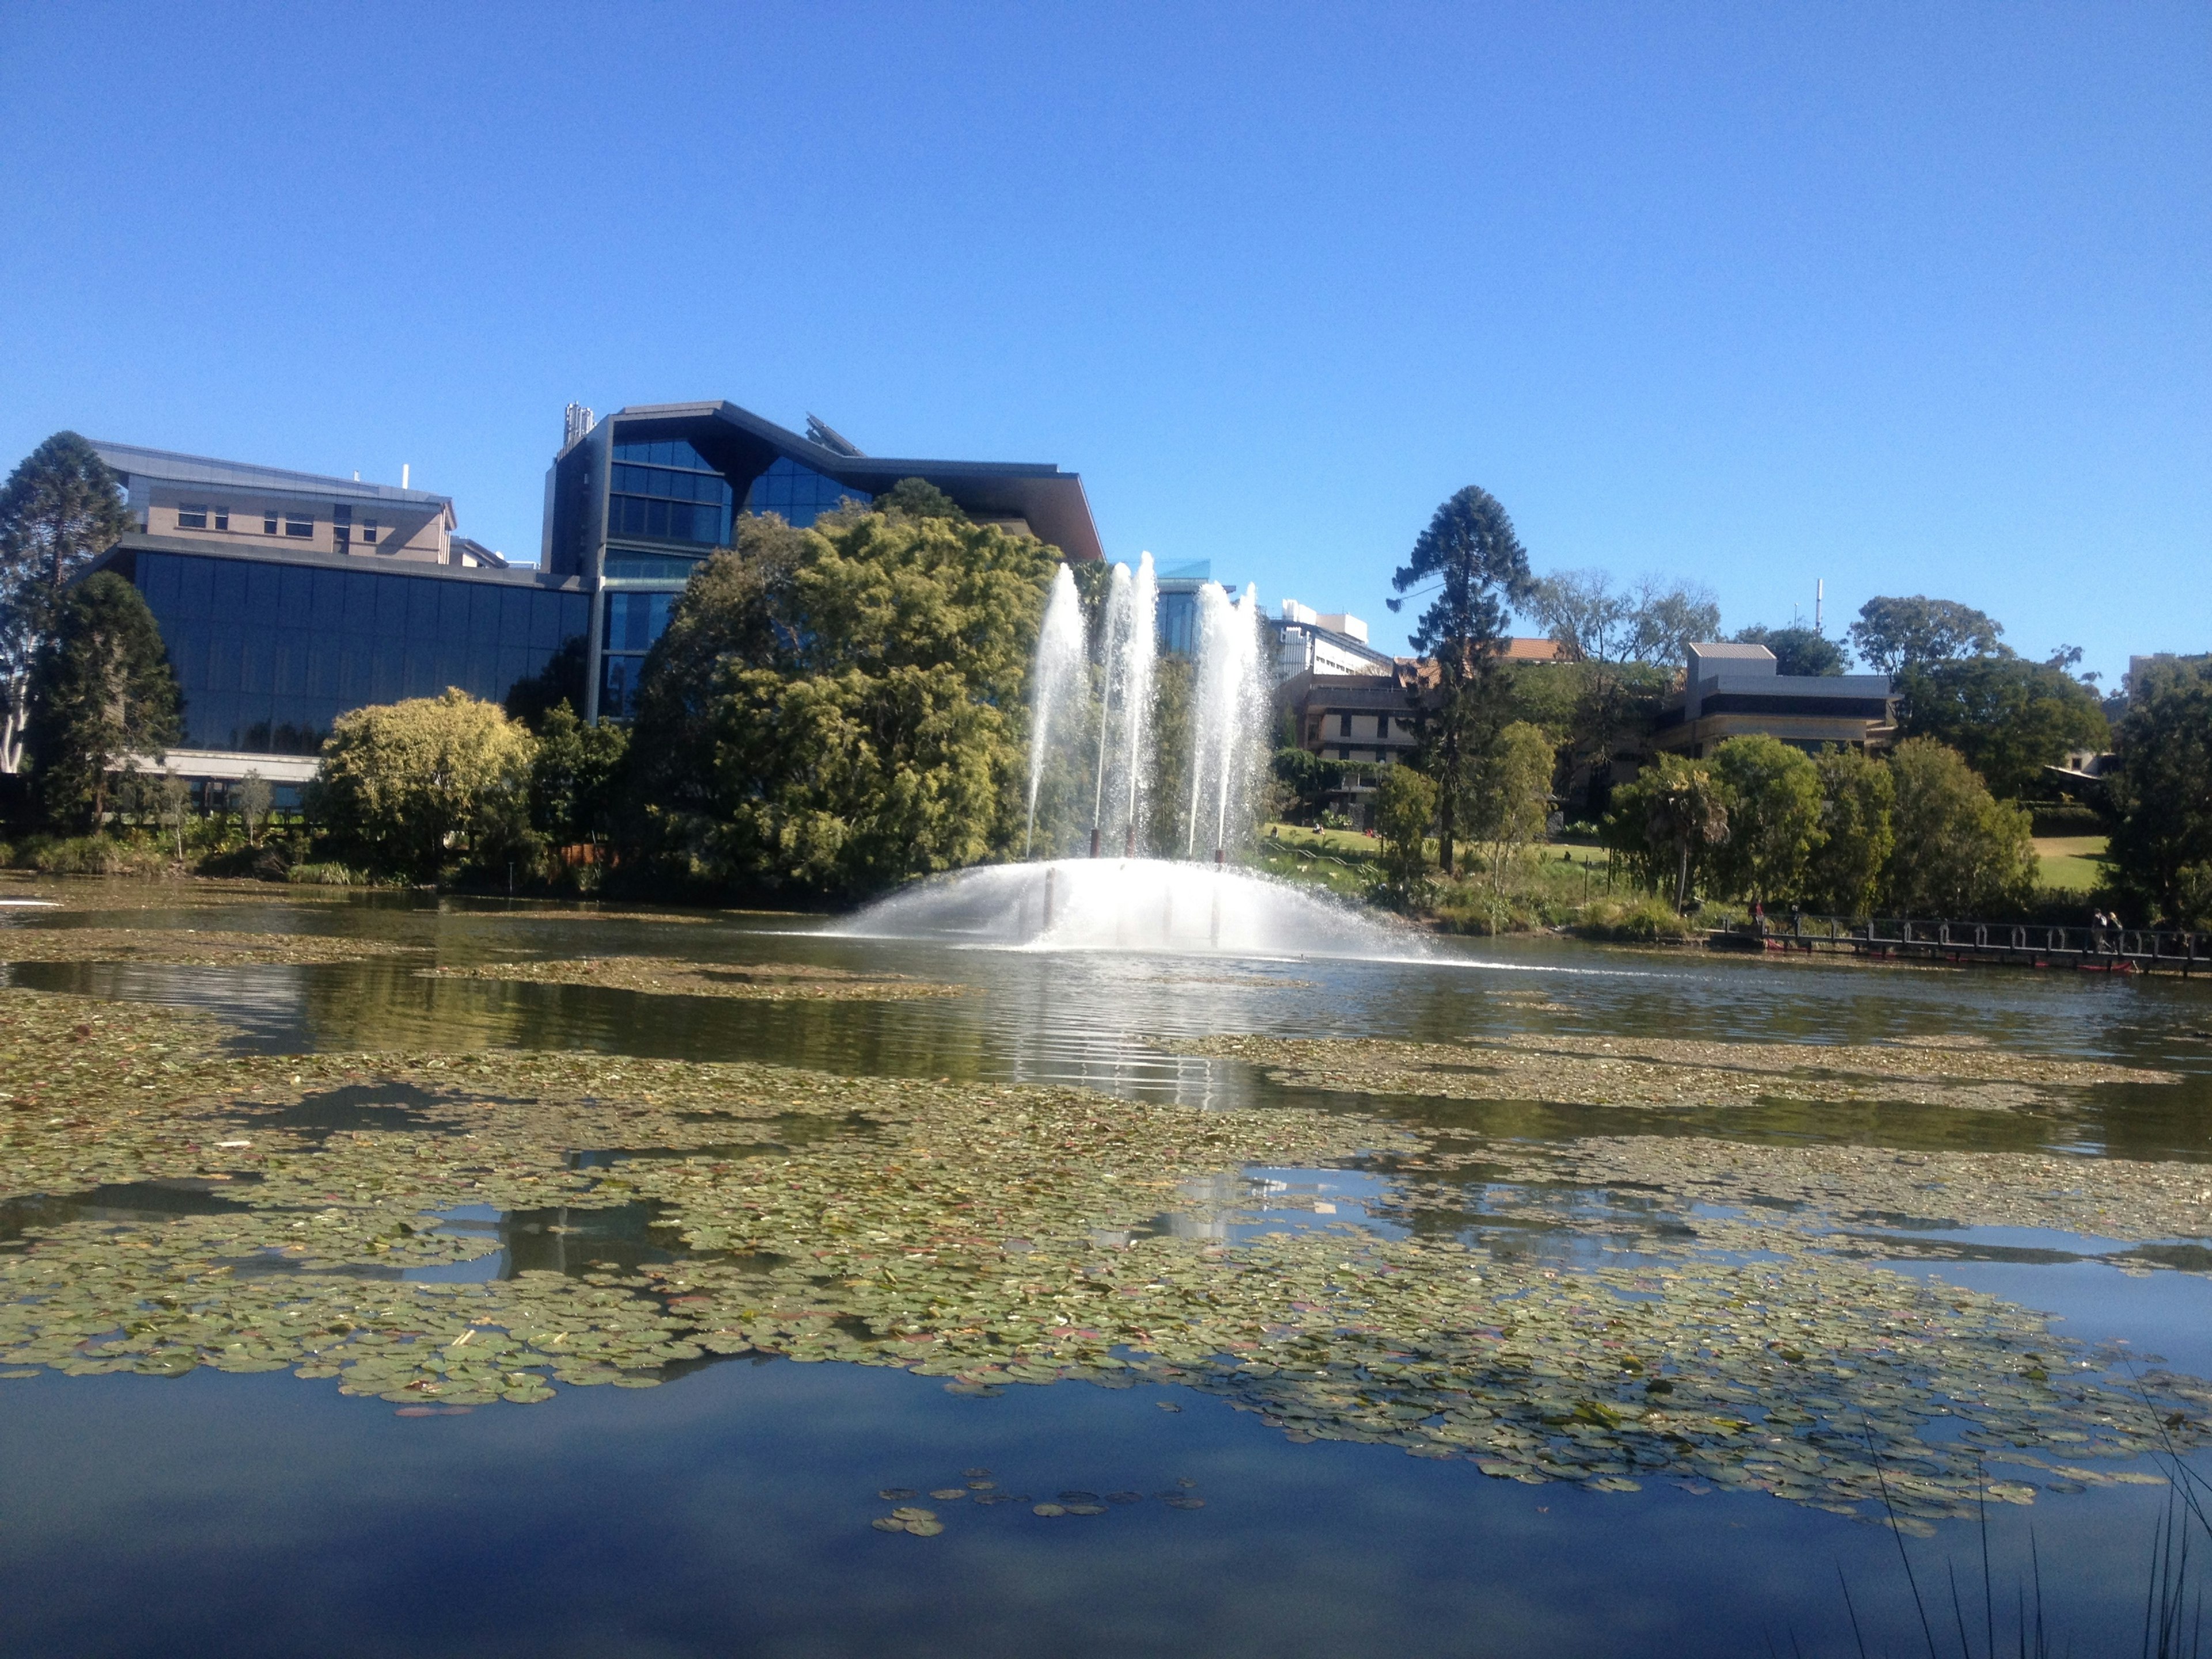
1024 565 1086 857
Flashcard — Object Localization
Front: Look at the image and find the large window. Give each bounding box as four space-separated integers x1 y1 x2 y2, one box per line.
605 439 733 547
130 550 588 753
743 456 871 528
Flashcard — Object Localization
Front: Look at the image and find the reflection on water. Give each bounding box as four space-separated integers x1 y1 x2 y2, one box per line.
3 891 2212 1657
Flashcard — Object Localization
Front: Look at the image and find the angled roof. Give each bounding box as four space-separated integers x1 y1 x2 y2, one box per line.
585 400 1105 563
89 441 456 519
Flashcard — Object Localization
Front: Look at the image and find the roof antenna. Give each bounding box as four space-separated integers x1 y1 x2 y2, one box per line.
402 464 410 490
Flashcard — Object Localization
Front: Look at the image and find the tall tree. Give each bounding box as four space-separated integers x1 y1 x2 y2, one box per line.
1370 763 1438 899
1607 754 1730 912
657 505 1056 896
1802 746 1895 916
1893 656 2109 798
1882 738 2036 916
2105 657 2212 926
22 573 181 832
1525 569 1632 664
1621 575 1722 668
529 702 631 850
1732 625 1849 677
1849 596 2004 676
0 434 134 771
1387 486 1535 874
1709 734 1823 904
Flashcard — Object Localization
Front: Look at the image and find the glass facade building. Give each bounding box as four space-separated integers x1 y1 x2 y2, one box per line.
99 542 589 754
543 400 1105 722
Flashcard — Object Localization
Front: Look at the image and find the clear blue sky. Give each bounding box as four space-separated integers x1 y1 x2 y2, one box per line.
3 4 2204 683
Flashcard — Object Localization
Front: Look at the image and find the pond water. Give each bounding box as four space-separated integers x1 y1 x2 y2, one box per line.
3 885 2211 1657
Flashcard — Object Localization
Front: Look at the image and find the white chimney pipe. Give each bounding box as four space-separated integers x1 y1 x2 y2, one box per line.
402 464 410 490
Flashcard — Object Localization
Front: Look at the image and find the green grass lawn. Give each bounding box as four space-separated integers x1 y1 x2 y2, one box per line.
2035 835 2108 892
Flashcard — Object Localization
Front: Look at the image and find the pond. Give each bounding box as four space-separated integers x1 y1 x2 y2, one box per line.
2 881 2210 1657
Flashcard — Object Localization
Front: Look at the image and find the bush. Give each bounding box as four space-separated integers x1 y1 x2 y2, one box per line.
286 861 367 887
306 688 537 883
13 834 173 876
1570 895 1700 943
2029 801 2105 838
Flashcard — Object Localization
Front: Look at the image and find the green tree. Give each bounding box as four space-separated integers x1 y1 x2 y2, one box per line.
1709 734 1822 904
1894 656 2109 799
529 702 630 849
1370 763 1438 895
1463 719 1556 873
22 573 181 831
2104 657 2212 926
1849 596 2004 676
873 476 969 522
502 637 589 732
1732 625 1849 677
306 688 537 881
1802 746 1895 916
234 770 274 848
1271 745 1344 825
0 434 135 770
1387 486 1535 874
1606 755 1729 912
1882 738 2036 916
627 516 809 832
664 506 1057 896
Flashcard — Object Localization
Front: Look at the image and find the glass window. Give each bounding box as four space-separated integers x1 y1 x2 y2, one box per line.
141 552 181 614
177 505 208 530
178 555 214 619
603 549 703 579
284 512 313 537
278 566 314 628
1340 713 1353 736
213 508 229 532
213 560 249 616
361 518 377 547
263 510 279 535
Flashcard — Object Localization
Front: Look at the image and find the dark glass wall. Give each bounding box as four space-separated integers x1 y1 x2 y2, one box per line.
607 439 733 547
743 456 872 527
597 590 679 721
131 550 589 753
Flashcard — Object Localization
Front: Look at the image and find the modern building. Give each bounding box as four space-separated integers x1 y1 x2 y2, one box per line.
1275 664 1429 826
1650 642 1894 759
540 401 1104 719
1273 601 1394 678
81 443 589 800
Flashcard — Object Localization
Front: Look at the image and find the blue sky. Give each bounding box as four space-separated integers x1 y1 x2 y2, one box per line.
2 4 2203 682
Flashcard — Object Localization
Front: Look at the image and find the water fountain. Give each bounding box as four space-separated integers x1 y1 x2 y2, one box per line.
847 552 1412 958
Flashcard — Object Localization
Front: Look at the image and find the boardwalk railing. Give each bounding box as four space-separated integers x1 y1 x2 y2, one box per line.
1711 914 2210 976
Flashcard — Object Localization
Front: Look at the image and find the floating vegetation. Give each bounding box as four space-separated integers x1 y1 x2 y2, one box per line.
417 957 963 1001
457 911 713 926
1166 1032 2180 1113
0 926 419 966
1424 1134 2212 1247
1 985 2207 1532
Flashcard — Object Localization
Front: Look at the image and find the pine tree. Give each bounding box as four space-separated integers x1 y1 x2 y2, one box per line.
0 434 134 771
1387 487 1535 873
24 573 181 831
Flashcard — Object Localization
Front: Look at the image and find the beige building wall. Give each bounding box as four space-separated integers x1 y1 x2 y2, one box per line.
143 483 451 562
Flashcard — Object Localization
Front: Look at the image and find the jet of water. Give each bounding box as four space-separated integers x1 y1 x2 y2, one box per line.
1025 564 1087 857
1185 582 1267 859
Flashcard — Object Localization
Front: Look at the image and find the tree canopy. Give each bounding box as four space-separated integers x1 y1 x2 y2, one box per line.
1801 745 1895 917
1882 737 2036 916
1849 596 2005 676
1388 486 1534 872
1894 655 2108 799
22 572 180 831
1 433 134 770
306 688 536 881
643 503 1057 896
2105 657 2212 926
1709 735 1822 904
1732 625 1849 677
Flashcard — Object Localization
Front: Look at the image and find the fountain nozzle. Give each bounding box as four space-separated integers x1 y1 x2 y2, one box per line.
1090 826 1101 858
1214 846 1225 866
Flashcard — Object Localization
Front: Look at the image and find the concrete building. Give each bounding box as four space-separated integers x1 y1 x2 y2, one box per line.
1274 601 1394 678
1650 642 1894 759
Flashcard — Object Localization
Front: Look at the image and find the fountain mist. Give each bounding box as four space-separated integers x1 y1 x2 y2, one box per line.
1184 582 1268 860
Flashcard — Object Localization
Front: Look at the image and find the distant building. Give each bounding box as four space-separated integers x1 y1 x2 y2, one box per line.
79 442 589 800
1274 601 1393 678
541 400 1103 719
1650 642 1893 759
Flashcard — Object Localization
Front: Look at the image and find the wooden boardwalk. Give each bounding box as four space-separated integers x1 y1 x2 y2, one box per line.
1707 915 2211 977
